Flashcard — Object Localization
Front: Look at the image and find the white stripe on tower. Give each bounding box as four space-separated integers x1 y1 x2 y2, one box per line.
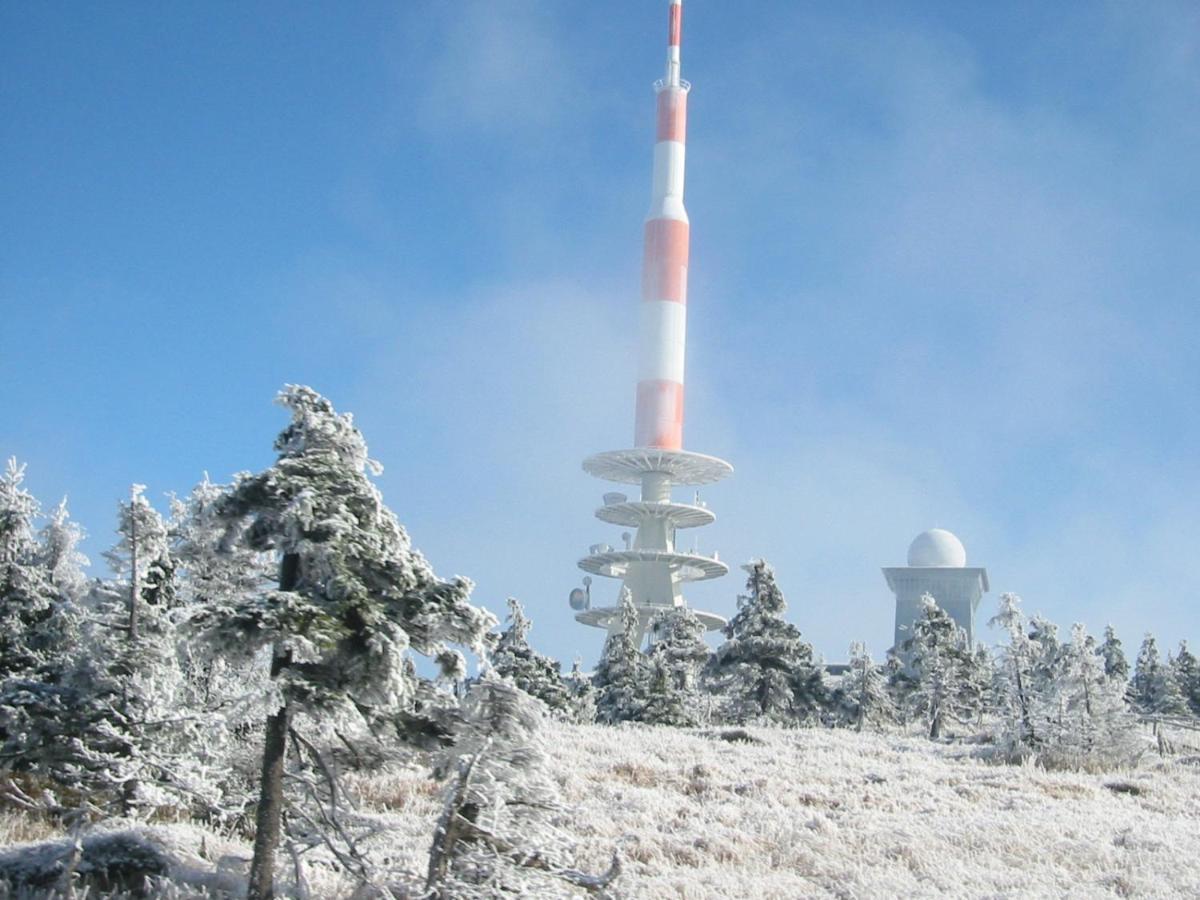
635 0 690 450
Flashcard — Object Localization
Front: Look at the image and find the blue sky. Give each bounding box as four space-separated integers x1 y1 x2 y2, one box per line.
3 1 1198 666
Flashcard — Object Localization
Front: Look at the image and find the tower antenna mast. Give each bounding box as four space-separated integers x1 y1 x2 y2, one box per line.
573 0 733 648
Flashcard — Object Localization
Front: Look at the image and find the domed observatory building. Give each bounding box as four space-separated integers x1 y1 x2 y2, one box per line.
884 529 989 659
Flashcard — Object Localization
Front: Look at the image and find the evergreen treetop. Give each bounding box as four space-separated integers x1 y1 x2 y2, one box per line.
593 588 648 725
1097 624 1130 683
905 595 976 739
641 606 711 727
492 597 571 714
1171 641 1200 716
0 459 61 678
709 559 826 725
192 385 495 714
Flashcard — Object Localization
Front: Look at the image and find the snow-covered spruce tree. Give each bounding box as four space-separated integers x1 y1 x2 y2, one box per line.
0 464 98 804
883 652 916 728
1097 624 1130 684
593 588 649 725
1027 615 1065 702
1034 623 1142 770
838 642 892 732
565 658 597 724
103 484 178 617
1131 633 1189 716
37 497 90 603
170 475 274 722
188 385 495 900
1 483 212 819
427 676 619 898
171 474 273 610
80 487 212 815
707 560 827 726
81 481 187 802
904 595 976 739
0 458 61 679
965 643 995 727
1171 641 1200 716
989 592 1043 755
0 625 161 817
640 605 710 727
492 597 571 715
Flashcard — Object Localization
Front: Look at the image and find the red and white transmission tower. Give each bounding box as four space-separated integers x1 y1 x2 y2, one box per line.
572 0 731 647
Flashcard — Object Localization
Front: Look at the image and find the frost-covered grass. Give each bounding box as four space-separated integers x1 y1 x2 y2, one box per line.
553 724 1200 898
2 723 1199 898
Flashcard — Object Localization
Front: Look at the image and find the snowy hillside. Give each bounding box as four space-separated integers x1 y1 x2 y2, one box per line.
3 722 1198 898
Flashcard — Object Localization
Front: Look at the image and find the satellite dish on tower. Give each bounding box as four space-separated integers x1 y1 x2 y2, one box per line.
569 587 589 611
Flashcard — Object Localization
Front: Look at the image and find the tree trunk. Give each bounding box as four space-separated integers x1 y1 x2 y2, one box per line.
247 552 299 900
247 697 290 900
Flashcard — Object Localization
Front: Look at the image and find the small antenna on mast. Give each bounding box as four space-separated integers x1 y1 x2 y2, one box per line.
665 0 683 87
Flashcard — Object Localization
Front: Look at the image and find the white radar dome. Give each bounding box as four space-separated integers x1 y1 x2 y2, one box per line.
907 528 967 568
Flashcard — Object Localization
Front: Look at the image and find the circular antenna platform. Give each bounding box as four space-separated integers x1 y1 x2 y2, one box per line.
582 448 733 486
575 604 724 632
595 500 715 529
578 548 728 583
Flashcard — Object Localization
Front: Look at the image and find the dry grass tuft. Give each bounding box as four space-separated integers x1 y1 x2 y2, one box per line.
610 761 661 788
0 811 59 846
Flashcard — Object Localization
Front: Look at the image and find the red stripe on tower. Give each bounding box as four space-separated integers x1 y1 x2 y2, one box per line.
668 2 682 47
635 381 685 449
642 219 689 304
656 88 687 142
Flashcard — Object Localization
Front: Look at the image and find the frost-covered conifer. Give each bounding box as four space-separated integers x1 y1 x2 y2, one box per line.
492 597 571 715
989 593 1042 753
1097 624 1129 683
171 474 273 610
1038 624 1142 770
1131 634 1188 715
427 676 619 898
103 484 178 617
1027 615 1064 699
92 487 184 708
0 458 60 678
0 465 106 802
79 488 209 813
170 475 275 737
839 642 891 732
564 658 596 725
1 484 216 818
905 596 975 739
883 652 915 727
37 498 90 602
593 588 648 724
966 644 995 726
708 560 826 726
1171 642 1200 716
189 385 495 900
640 606 710 727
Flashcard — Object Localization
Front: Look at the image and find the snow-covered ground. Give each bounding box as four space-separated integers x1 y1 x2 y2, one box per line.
552 724 1200 898
2 723 1199 898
